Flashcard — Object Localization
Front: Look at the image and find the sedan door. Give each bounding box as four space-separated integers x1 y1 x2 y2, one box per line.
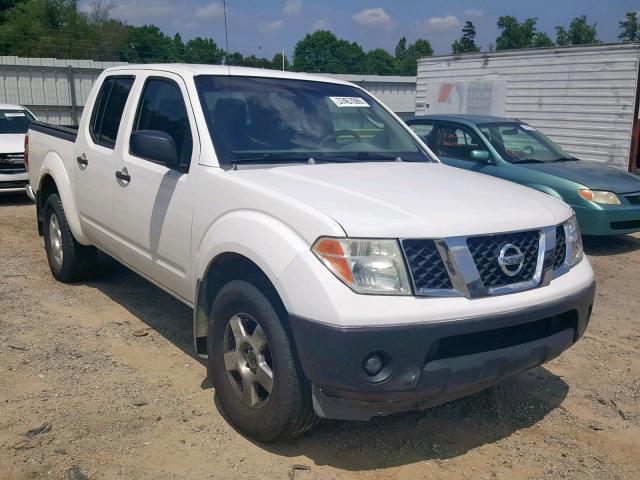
433 122 496 176
112 73 199 301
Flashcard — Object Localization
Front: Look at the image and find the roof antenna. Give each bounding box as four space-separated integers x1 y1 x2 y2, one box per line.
223 0 230 75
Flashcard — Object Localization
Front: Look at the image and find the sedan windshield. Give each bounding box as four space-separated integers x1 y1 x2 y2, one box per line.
0 110 34 134
194 75 431 166
478 122 575 163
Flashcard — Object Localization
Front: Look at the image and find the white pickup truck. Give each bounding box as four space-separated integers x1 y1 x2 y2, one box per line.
27 65 595 442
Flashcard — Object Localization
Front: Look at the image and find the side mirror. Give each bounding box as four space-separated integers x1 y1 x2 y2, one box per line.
470 149 490 162
130 130 178 165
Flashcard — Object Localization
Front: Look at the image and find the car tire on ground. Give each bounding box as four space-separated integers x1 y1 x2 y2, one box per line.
42 194 97 282
208 279 317 442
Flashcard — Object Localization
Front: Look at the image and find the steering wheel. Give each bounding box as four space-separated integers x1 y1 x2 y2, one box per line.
320 129 362 146
522 145 535 156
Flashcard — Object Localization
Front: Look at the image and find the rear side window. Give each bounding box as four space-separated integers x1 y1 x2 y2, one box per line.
90 76 134 148
132 78 192 165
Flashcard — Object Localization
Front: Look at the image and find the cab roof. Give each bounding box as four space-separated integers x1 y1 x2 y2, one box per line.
102 64 354 87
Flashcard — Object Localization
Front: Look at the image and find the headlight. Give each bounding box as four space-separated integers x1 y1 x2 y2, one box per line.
312 237 411 295
563 215 583 267
579 189 621 205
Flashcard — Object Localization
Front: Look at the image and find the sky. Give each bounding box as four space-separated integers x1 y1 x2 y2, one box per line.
79 0 640 58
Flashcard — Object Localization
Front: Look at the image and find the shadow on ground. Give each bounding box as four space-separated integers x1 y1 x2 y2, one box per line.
86 253 569 471
0 193 32 206
583 234 640 256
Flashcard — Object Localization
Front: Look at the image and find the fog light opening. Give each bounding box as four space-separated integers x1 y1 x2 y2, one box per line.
363 353 384 377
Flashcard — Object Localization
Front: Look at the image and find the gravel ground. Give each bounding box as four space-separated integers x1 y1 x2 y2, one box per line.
1 194 639 480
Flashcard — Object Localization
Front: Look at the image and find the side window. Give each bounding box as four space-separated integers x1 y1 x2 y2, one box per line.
90 76 134 148
408 122 435 148
132 78 192 165
436 124 486 161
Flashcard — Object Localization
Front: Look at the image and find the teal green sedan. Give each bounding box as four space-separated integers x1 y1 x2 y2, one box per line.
406 114 640 236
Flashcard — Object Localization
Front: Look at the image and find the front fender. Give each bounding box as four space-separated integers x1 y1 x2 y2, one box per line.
193 209 341 357
524 183 563 200
39 152 89 244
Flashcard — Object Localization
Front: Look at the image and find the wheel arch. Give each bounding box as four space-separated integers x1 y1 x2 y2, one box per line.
37 153 89 244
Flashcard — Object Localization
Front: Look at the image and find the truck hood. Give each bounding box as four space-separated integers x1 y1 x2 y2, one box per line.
519 160 640 194
0 133 25 154
235 162 573 238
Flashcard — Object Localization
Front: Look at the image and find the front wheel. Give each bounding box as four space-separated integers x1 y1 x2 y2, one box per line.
43 194 97 282
208 280 317 442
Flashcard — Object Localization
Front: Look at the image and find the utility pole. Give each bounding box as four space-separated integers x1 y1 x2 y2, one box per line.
282 48 285 71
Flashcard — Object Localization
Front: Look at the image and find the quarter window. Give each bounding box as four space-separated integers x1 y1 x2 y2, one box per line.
436 125 486 161
90 76 134 148
132 78 192 165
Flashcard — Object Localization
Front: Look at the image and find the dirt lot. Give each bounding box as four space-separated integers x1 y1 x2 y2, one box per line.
1 194 639 480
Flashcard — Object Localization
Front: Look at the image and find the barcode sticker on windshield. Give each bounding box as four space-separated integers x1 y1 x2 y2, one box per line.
520 124 536 131
4 112 25 117
330 96 370 107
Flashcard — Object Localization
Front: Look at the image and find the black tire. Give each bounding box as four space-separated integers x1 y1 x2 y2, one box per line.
42 194 97 282
208 279 317 442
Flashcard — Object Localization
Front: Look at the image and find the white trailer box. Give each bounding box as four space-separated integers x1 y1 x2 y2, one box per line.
416 43 640 172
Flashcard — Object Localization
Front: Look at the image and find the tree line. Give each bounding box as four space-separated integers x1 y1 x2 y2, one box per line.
1 1 639 75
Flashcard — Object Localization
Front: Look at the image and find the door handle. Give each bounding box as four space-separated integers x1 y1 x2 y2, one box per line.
76 155 88 166
115 170 131 182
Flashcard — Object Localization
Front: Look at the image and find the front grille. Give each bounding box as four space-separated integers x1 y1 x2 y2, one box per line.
401 239 453 291
0 153 25 173
467 230 540 288
0 180 28 189
625 195 640 205
553 226 566 269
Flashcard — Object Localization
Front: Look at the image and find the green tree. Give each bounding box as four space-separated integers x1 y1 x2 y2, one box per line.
363 48 396 75
556 15 599 46
120 24 177 63
292 30 365 73
185 37 224 64
397 38 433 75
533 31 554 48
452 21 480 54
496 16 539 50
0 0 95 58
271 52 289 70
394 37 407 61
618 11 640 43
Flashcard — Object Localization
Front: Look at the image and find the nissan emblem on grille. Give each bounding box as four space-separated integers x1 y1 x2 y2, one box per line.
498 243 525 277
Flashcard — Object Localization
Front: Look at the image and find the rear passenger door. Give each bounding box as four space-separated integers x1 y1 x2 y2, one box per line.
434 122 496 175
112 73 199 301
74 75 135 247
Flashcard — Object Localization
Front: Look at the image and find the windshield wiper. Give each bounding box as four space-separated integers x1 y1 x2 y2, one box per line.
551 156 578 162
335 153 403 162
511 158 545 164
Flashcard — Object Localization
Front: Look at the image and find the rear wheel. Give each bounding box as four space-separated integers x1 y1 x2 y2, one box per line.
43 194 97 282
208 280 317 442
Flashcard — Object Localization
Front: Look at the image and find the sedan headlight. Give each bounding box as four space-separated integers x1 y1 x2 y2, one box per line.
312 238 411 295
579 189 621 205
563 215 584 267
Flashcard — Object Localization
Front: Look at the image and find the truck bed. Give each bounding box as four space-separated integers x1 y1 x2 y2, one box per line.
30 121 78 142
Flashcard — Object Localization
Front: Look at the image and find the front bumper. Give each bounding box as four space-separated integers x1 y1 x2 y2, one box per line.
574 203 640 236
0 171 29 195
290 281 595 421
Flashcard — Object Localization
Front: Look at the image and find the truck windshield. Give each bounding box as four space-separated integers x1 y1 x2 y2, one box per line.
478 122 575 163
194 75 431 166
0 110 34 134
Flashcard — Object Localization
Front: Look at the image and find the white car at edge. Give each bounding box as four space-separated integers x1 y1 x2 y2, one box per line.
26 65 595 441
0 104 36 195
